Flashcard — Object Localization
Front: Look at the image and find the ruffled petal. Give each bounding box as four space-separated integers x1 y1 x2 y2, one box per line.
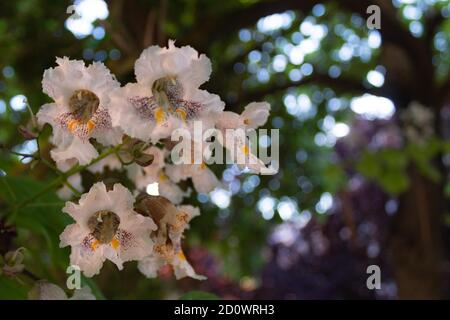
69 245 106 277
50 136 99 165
92 127 123 146
185 89 225 117
108 83 155 141
62 182 109 225
165 164 192 183
138 255 166 278
42 57 119 107
135 40 211 91
192 166 220 194
36 103 66 128
159 179 190 205
59 224 87 248
173 252 206 280
241 102 271 129
215 111 242 130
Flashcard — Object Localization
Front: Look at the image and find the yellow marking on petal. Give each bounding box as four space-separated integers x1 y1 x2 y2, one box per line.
243 118 251 125
91 240 100 251
159 172 168 182
175 108 187 121
68 119 79 133
200 162 206 170
87 119 95 133
155 107 166 125
111 238 120 250
177 251 186 261
241 145 250 155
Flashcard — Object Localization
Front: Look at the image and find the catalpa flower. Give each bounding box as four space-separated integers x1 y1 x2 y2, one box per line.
166 163 220 194
109 40 224 142
215 102 274 174
60 182 156 277
216 102 271 130
165 139 221 194
37 57 122 165
135 196 205 280
231 130 277 174
155 172 191 205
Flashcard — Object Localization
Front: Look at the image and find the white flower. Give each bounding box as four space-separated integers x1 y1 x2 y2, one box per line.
157 173 191 204
60 182 156 277
28 281 95 300
166 163 220 194
37 57 122 165
137 199 205 280
222 129 275 174
109 40 224 142
165 137 220 195
216 102 270 130
214 102 273 174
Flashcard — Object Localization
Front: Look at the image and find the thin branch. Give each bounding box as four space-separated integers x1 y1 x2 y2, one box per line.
7 144 123 220
235 73 386 106
142 8 156 48
182 0 418 55
157 0 168 46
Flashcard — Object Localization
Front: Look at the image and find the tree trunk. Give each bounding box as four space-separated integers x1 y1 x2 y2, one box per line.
389 166 444 299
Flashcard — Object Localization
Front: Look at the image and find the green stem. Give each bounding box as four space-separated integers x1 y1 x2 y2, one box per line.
38 158 81 196
9 144 123 216
3 150 37 159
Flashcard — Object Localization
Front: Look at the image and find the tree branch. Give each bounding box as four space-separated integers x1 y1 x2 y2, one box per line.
234 73 388 107
182 0 419 56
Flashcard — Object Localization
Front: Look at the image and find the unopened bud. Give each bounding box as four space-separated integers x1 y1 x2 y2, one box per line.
135 194 177 225
135 153 154 167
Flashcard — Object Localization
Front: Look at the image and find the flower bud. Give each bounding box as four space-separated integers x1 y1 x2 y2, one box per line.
134 153 154 167
135 194 178 226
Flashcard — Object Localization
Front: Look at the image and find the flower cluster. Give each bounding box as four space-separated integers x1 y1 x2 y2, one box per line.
37 40 272 279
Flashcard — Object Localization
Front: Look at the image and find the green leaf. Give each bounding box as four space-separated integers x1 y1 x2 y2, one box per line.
378 172 409 195
356 152 380 178
356 149 410 195
179 291 219 300
0 176 71 271
0 275 29 299
323 164 346 193
378 149 408 170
